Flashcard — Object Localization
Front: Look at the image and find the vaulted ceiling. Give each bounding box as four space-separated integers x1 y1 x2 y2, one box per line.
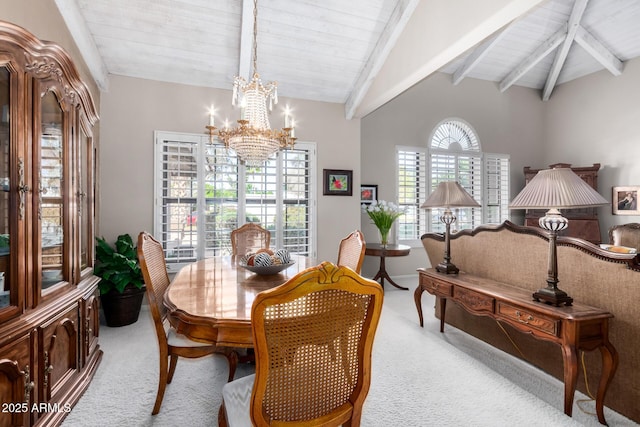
55 0 640 118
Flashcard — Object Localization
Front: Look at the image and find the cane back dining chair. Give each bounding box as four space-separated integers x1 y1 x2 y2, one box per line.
219 261 384 427
337 230 366 274
230 223 271 256
137 232 238 415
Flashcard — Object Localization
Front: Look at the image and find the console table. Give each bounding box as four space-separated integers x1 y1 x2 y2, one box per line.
414 268 618 425
365 243 410 290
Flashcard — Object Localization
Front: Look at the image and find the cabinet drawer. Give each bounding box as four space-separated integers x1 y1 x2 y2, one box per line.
497 302 559 337
454 287 494 314
420 276 452 297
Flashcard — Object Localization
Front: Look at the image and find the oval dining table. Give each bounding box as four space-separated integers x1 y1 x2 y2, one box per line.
164 254 317 348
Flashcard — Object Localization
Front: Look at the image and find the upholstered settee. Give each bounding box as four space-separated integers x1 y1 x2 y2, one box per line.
421 221 640 423
609 222 640 252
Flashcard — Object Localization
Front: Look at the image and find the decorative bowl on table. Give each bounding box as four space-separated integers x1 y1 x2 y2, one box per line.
238 261 295 275
238 249 294 275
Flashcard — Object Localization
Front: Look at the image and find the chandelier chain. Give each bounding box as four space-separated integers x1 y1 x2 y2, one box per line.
252 0 258 75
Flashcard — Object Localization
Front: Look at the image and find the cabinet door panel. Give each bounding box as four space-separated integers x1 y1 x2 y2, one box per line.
40 307 78 402
0 334 33 427
82 292 100 366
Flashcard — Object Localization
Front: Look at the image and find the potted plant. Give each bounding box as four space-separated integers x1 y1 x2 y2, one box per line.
95 234 145 327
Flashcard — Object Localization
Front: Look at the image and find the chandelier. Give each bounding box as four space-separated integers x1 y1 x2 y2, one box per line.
206 0 296 166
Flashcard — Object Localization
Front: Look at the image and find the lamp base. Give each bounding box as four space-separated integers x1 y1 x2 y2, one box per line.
532 286 573 306
436 261 459 275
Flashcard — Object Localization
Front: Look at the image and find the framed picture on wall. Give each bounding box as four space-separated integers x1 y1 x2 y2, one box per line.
612 186 639 215
360 184 378 205
323 169 353 196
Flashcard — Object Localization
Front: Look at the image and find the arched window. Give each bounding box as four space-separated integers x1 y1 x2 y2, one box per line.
396 119 510 242
430 119 480 152
428 118 509 232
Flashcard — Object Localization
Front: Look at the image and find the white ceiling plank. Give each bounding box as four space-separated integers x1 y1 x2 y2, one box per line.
499 23 567 93
54 0 109 91
574 25 624 76
452 24 513 86
344 0 419 119
542 0 589 101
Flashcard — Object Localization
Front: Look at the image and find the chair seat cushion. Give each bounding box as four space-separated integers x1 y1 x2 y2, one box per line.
166 328 214 347
222 374 255 427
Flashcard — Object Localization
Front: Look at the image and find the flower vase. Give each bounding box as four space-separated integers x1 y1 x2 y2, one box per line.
378 228 390 247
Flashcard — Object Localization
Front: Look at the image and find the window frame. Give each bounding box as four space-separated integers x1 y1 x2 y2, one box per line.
396 119 510 243
153 131 317 273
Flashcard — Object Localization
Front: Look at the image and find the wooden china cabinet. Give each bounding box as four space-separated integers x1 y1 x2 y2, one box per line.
524 163 602 244
0 21 101 426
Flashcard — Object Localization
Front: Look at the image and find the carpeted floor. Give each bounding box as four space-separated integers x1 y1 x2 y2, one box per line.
61 275 638 427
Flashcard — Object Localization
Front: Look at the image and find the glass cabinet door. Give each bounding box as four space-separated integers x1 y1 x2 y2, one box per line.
0 67 10 308
79 126 92 272
39 91 65 289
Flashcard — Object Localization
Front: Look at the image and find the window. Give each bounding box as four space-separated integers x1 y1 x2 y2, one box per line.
397 147 428 245
428 119 509 232
154 131 316 272
396 119 510 241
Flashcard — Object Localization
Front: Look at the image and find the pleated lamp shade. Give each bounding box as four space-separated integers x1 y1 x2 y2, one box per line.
420 181 480 208
509 168 608 209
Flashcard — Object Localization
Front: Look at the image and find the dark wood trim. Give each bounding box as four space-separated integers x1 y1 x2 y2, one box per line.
421 220 640 271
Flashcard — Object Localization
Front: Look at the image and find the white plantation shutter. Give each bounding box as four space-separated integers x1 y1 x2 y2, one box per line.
280 149 313 254
428 153 482 232
154 131 315 272
397 147 427 243
484 154 510 224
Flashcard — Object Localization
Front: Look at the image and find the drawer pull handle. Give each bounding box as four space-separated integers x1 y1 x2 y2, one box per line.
515 310 534 324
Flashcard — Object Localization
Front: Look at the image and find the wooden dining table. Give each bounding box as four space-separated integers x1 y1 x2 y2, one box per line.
164 254 317 348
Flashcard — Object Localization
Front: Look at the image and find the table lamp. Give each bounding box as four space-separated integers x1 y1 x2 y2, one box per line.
420 181 480 274
509 167 608 306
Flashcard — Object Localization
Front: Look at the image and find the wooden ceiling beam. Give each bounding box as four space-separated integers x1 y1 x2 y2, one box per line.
499 23 567 93
238 0 254 79
542 0 589 101
54 0 109 91
345 0 419 120
452 22 514 86
575 25 624 76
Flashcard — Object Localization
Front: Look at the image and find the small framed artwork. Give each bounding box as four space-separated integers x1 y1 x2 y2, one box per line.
360 184 378 205
612 186 639 215
323 169 353 196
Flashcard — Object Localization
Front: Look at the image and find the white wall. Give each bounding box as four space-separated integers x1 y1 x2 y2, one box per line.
360 72 547 278
98 75 361 263
544 57 640 236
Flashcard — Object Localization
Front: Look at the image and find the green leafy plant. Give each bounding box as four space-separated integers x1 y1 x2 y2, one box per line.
95 234 144 295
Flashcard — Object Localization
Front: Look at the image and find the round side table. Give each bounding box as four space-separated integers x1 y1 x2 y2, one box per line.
365 243 410 290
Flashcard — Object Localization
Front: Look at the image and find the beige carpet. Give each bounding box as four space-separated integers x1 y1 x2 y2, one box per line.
61 276 638 427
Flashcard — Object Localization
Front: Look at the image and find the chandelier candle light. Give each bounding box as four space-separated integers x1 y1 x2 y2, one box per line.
362 200 405 247
206 0 296 166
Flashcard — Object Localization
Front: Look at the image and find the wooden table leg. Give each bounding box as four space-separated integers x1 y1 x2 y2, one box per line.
596 341 619 425
372 256 408 290
561 343 579 418
414 285 425 326
438 297 446 333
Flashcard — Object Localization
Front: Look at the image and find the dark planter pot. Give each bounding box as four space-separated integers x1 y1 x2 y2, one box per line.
100 286 146 327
